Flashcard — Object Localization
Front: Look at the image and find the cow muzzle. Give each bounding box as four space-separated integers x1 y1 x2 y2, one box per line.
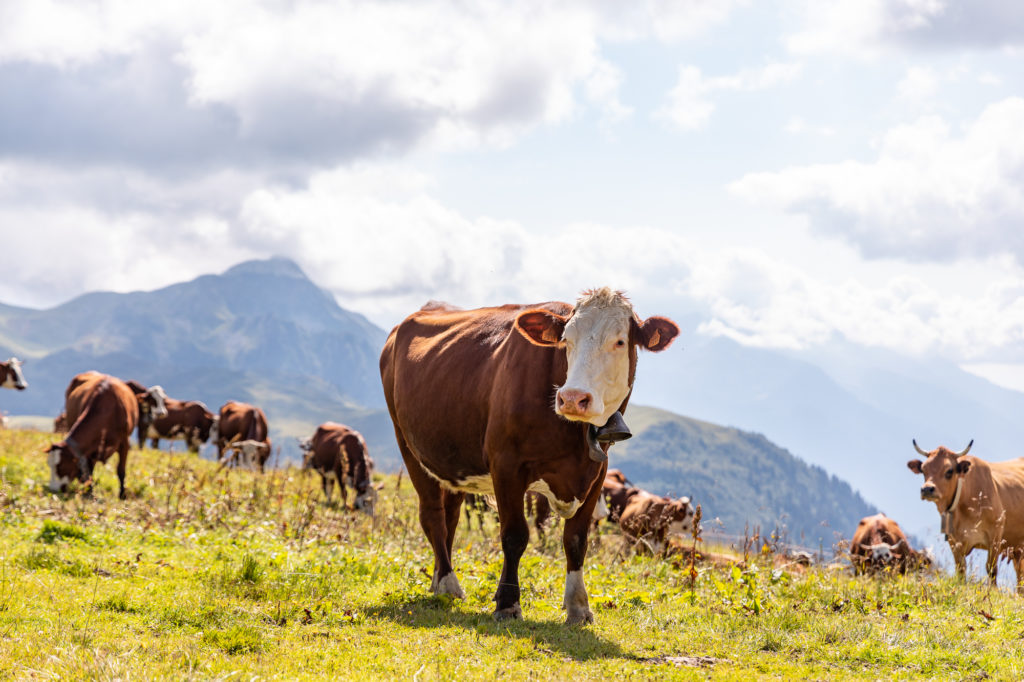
920 485 938 501
556 388 596 419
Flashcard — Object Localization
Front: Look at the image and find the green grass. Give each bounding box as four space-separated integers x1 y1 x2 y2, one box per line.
0 428 1022 679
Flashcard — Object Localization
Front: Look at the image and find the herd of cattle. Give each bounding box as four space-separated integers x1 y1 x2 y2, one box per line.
4 287 1024 624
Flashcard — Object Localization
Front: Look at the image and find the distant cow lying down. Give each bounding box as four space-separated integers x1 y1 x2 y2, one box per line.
220 439 272 472
849 513 931 575
619 490 695 554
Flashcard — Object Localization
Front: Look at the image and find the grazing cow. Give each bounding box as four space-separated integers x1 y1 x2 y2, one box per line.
215 401 271 471
618 490 696 553
144 398 216 453
0 357 27 390
602 469 639 523
301 422 377 512
221 439 272 471
907 440 1024 589
380 288 678 623
47 372 138 498
849 513 912 575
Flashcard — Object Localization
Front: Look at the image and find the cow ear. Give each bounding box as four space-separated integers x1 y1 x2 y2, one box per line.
515 310 567 346
632 316 679 352
956 459 972 474
907 459 923 474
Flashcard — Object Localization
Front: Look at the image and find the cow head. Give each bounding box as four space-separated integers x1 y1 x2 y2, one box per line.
352 452 378 514
45 441 88 493
142 385 169 419
664 496 696 535
906 439 973 508
515 288 679 427
209 415 220 444
1 358 27 391
298 437 314 469
860 541 902 567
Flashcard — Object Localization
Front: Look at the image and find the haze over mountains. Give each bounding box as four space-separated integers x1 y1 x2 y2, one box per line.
4 256 1019 544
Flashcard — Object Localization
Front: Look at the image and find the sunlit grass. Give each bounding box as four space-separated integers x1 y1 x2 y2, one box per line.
0 428 1022 679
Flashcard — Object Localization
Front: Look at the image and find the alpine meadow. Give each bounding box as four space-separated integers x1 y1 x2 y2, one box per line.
1 429 1022 680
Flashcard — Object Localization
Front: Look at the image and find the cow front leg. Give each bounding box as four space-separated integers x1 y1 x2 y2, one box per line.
493 483 529 620
335 464 348 509
562 503 598 624
561 467 604 625
320 473 333 502
117 444 128 499
950 539 967 579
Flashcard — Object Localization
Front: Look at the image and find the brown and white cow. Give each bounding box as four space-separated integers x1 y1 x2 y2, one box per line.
122 379 169 443
908 439 1024 589
618 490 696 553
300 422 377 513
47 372 139 499
849 513 913 575
601 468 639 523
0 357 27 390
380 288 678 623
145 398 216 453
215 401 271 471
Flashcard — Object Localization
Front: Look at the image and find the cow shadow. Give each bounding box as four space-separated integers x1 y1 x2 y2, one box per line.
364 593 625 661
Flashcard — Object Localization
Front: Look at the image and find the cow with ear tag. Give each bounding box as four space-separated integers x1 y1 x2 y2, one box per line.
381 288 679 624
907 439 1024 590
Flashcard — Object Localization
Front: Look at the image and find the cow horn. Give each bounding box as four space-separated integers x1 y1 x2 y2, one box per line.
954 440 974 457
912 439 929 457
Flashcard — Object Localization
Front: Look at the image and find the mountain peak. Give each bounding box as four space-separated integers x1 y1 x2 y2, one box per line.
224 257 308 280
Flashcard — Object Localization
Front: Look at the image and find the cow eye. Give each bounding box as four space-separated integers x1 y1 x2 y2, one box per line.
615 339 626 348
944 469 953 479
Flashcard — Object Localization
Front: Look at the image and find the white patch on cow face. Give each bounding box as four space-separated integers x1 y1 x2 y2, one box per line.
147 386 168 418
2 359 27 390
556 292 634 426
869 543 894 562
529 479 582 519
592 494 609 521
47 447 69 492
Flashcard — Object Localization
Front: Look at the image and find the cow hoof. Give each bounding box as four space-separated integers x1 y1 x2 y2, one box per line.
565 607 594 626
493 604 523 621
432 572 466 599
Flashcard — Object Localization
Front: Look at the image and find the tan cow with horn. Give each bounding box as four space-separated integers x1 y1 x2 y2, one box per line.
907 439 1024 590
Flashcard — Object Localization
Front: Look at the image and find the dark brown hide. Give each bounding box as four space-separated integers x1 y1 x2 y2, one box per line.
48 372 138 499
304 422 375 510
380 294 678 624
216 401 271 470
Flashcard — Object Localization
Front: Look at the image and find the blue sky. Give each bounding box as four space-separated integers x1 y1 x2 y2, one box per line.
2 0 1024 382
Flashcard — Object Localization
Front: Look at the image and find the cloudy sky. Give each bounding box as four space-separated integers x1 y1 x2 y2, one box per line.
3 0 1024 380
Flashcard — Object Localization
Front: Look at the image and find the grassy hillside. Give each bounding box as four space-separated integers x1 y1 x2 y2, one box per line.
615 406 877 548
1 429 1022 679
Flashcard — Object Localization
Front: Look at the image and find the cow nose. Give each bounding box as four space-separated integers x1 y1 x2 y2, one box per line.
556 389 592 416
920 485 935 499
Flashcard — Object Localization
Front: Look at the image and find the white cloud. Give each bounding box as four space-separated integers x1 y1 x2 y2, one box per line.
5 160 1024 363
0 0 752 168
657 62 802 131
897 66 939 101
787 0 1024 56
729 97 1024 263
